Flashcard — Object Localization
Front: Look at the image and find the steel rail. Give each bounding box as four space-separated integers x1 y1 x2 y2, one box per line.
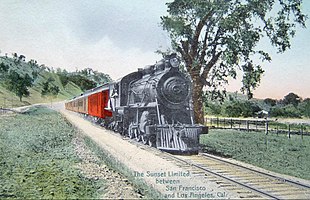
171 155 282 200
200 153 310 190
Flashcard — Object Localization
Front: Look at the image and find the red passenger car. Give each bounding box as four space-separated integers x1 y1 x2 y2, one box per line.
65 84 112 119
88 90 112 118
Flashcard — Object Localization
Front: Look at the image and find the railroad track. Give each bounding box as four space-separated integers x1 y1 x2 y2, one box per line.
78 115 310 199
124 136 310 199
168 153 310 199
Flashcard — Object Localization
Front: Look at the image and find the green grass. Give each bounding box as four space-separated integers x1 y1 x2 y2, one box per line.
0 106 162 199
0 106 101 199
200 129 310 180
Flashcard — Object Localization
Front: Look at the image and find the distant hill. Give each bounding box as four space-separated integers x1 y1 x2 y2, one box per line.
0 55 111 108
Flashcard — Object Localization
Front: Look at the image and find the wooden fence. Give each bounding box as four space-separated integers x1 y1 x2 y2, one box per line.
206 117 310 137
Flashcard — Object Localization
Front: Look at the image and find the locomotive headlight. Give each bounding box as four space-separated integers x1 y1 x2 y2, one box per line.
169 57 180 68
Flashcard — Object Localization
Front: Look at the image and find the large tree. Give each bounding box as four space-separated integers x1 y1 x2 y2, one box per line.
41 78 60 106
5 71 34 101
161 0 307 124
283 92 301 106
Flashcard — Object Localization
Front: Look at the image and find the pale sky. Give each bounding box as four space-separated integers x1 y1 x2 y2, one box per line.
0 0 309 100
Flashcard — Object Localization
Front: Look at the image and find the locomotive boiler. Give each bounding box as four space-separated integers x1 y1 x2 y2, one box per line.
65 54 207 154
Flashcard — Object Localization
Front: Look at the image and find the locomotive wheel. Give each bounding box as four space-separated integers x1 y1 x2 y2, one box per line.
148 135 156 147
141 134 148 145
128 124 134 139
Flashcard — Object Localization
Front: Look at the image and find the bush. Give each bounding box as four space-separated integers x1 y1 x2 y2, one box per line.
222 101 261 117
205 102 222 115
264 98 277 106
68 75 96 91
241 101 261 117
0 62 9 73
224 102 243 117
270 105 302 118
58 73 69 86
298 99 310 118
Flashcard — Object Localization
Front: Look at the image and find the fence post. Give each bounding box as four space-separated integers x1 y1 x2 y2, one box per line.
230 118 233 129
217 117 219 128
223 118 226 128
276 124 279 136
265 119 269 135
288 124 291 139
301 125 303 140
246 120 249 132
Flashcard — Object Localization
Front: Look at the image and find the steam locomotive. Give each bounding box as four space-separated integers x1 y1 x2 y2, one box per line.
65 54 207 154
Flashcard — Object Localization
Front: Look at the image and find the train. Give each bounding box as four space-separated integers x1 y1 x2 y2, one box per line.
65 53 207 154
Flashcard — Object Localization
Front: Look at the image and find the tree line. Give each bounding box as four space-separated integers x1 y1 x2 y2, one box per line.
56 67 111 91
204 92 310 118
